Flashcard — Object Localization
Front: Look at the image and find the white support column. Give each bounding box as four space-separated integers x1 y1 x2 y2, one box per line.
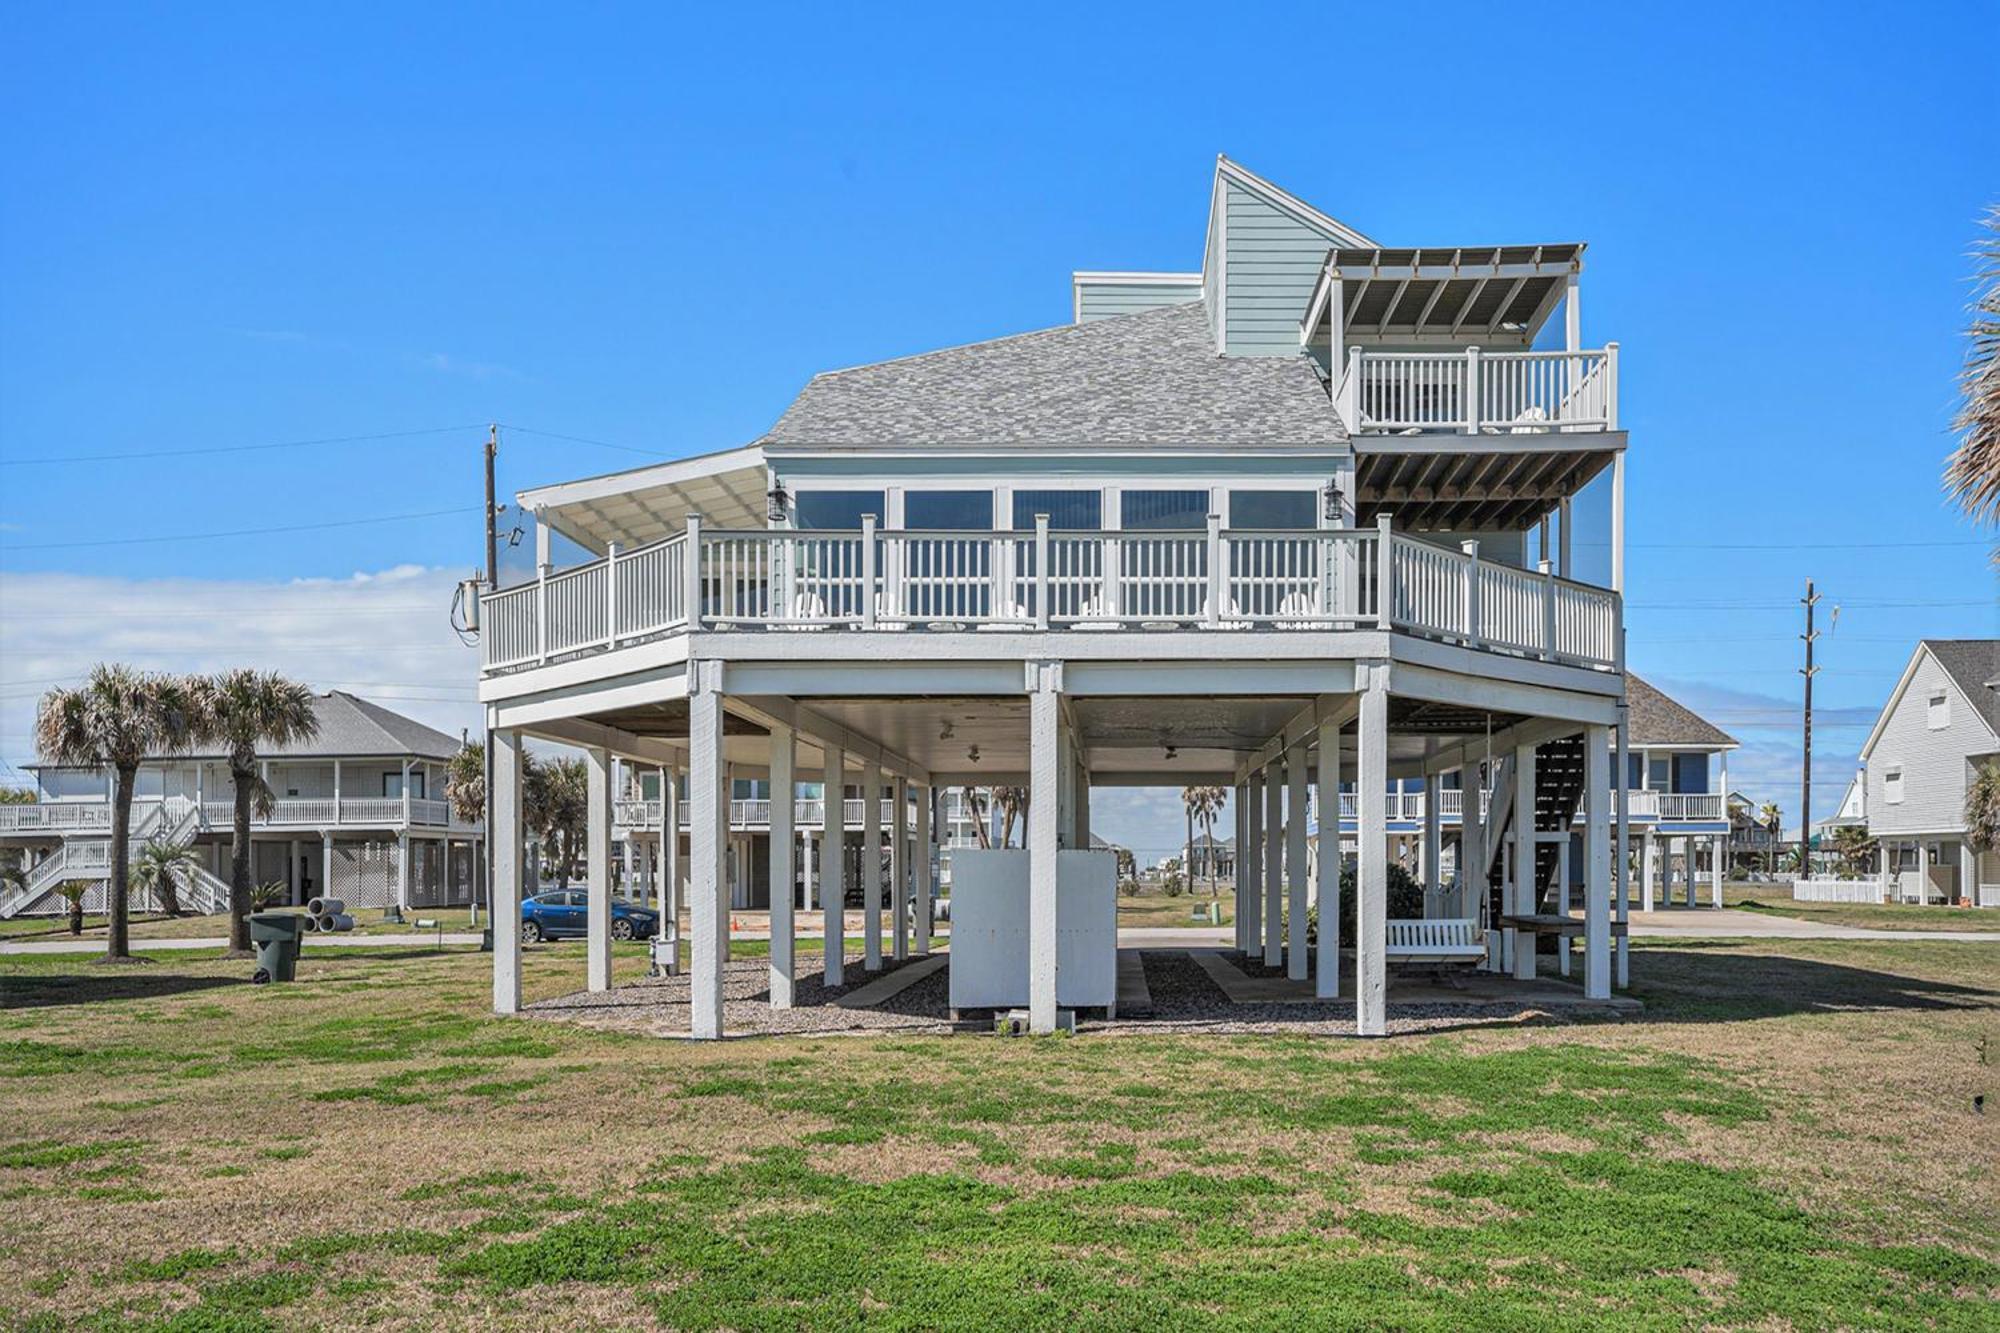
288 837 301 906
1610 451 1626 594
585 746 613 993
1355 677 1389 1036
1242 773 1263 955
1315 714 1341 999
891 774 910 962
321 831 334 918
1641 830 1656 912
914 784 933 955
1027 662 1061 1034
1511 741 1538 982
1422 769 1443 912
1583 723 1611 1000
491 729 523 1015
768 722 795 1009
862 763 884 972
1232 781 1249 952
1684 835 1698 908
1710 833 1725 908
662 768 680 971
396 830 412 914
1286 754 1309 982
1614 712 1630 988
1263 760 1283 968
821 746 847 987
1556 837 1572 978
688 667 726 1039
1557 497 1574 581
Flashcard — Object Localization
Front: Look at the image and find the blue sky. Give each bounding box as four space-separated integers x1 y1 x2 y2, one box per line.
1 2 1994 846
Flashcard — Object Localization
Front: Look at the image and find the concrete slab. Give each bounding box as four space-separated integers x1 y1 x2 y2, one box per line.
1115 949 1153 1017
834 953 947 1009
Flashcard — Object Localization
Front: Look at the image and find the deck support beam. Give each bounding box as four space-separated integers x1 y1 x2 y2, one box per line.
1584 722 1611 999
491 729 523 1015
1027 662 1061 1034
821 743 847 987
862 763 884 971
768 722 795 1008
1355 672 1389 1036
688 665 726 1039
1286 753 1309 981
585 746 613 993
1263 761 1283 968
1315 713 1342 999
1242 772 1263 956
1511 740 1538 982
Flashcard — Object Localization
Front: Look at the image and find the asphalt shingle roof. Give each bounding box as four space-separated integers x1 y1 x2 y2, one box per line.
1625 676 1735 748
759 300 1345 450
1923 639 2000 738
179 692 462 763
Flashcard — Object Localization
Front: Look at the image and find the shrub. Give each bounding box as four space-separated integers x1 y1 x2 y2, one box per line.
1305 861 1425 947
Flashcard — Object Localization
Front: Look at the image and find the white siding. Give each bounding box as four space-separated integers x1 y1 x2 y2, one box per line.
1866 651 1999 835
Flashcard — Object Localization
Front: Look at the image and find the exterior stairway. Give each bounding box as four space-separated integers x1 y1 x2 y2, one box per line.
1480 734 1588 930
0 798 232 919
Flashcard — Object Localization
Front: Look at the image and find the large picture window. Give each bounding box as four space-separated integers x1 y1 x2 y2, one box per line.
794 490 884 530
1228 490 1316 530
905 490 993 530
1120 490 1207 530
1011 489 1101 530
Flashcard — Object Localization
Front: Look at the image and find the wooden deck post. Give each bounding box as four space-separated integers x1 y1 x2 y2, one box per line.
1355 675 1389 1036
821 743 846 988
1584 723 1611 1000
688 664 725 1039
1243 770 1263 956
1028 661 1061 1034
1286 754 1309 982
1315 714 1342 1000
1264 755 1283 969
491 730 523 1016
862 762 883 971
585 745 612 993
768 722 795 1008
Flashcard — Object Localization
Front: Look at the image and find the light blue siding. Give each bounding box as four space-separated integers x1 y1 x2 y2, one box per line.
1222 178 1344 356
1073 276 1201 323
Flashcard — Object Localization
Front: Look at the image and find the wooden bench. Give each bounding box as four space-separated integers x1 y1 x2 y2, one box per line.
1384 917 1486 962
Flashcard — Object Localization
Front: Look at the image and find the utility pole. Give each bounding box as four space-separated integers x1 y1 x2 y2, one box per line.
479 424 499 931
1800 579 1819 877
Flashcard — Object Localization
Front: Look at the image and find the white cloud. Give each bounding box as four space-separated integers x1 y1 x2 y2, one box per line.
417 351 518 381
0 565 482 782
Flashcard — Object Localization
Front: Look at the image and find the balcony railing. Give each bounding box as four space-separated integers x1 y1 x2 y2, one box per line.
612 797 904 832
1320 786 1717 826
0 803 111 833
193 798 475 831
484 516 1622 675
1336 345 1617 435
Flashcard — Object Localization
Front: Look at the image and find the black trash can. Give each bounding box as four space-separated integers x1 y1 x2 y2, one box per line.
247 911 306 983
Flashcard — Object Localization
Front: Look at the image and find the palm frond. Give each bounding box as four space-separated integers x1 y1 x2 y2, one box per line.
1945 205 2000 527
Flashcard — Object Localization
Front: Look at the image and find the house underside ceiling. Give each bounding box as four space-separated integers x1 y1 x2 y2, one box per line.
532 459 770 555
558 693 1537 781
1354 440 1618 531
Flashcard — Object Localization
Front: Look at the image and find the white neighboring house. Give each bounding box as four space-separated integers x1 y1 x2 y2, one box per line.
0 691 484 919
1854 639 2000 906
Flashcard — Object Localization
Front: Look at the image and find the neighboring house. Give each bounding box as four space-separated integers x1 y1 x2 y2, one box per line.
1187 834 1235 883
1727 790 1782 867
477 154 1635 1036
1853 640 2000 906
0 691 483 919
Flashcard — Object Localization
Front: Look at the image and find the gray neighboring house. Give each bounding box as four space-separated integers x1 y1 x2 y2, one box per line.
0 691 484 919
1855 639 2000 906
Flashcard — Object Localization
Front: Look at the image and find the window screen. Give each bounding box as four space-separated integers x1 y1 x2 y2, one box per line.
905 490 993 530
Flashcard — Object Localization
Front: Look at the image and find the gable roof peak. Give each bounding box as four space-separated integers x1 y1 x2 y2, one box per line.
1213 155 1377 249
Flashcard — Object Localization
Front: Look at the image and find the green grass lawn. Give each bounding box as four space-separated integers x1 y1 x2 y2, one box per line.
0 935 1993 1327
1116 889 1232 928
1723 881 2000 933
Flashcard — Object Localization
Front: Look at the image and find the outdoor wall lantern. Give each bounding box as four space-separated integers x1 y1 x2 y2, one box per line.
766 481 790 523
1322 479 1344 522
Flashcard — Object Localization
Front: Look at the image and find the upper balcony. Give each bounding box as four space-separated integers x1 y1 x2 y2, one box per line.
480 516 1622 678
0 796 478 837
1335 345 1616 436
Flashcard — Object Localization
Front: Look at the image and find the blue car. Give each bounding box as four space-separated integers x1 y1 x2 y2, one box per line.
519 890 659 943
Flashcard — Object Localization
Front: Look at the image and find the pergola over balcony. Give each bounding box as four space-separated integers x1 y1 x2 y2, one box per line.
1301 244 1616 439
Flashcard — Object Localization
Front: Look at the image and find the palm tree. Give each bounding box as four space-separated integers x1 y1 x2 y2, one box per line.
1967 763 2000 857
53 879 91 937
131 836 203 917
992 787 1027 848
524 754 587 885
1829 824 1875 877
1945 207 2000 530
35 665 197 962
1181 785 1227 895
190 671 319 954
961 787 991 849
1758 801 1783 875
446 740 485 826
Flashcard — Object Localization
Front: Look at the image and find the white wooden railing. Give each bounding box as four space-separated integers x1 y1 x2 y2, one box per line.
612 797 904 831
188 797 472 830
1654 793 1724 822
0 803 111 832
1317 785 1716 827
1336 345 1618 434
484 516 1623 674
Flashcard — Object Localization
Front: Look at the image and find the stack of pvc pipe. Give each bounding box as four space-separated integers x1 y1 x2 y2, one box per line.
305 897 354 932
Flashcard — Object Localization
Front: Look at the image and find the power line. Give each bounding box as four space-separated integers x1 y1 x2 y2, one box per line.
0 424 487 467
497 423 673 459
3 506 479 551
